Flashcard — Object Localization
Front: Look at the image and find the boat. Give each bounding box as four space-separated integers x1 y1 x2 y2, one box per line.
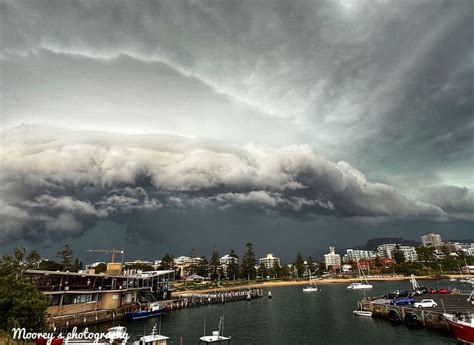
444 312 474 344
303 270 318 292
353 310 373 317
348 260 373 290
125 302 166 320
199 316 231 344
132 324 169 345
449 278 457 282
268 291 272 299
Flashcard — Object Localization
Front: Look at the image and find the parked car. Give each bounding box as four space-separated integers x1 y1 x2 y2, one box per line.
417 286 428 294
429 288 438 294
414 299 438 308
411 289 422 296
398 290 413 298
384 290 400 299
439 288 449 294
390 297 414 305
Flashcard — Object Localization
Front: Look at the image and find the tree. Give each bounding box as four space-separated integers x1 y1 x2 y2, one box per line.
25 250 41 269
416 246 435 262
392 245 406 264
57 244 74 271
294 252 305 278
226 249 239 281
258 262 268 279
240 242 257 280
73 258 83 272
39 259 63 271
196 256 209 277
209 247 220 281
0 246 48 331
158 253 175 270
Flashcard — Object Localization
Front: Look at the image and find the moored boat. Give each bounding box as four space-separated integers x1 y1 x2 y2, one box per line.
199 316 231 344
303 270 318 292
132 324 169 345
353 310 373 317
347 260 373 290
125 302 166 320
444 313 474 344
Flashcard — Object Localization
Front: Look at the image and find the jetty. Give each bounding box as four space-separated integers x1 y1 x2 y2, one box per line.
47 288 263 328
356 289 474 331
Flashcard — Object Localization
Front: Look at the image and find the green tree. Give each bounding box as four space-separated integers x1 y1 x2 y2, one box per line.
226 249 239 281
0 246 48 331
279 265 290 279
240 242 257 280
258 262 268 279
57 244 74 271
196 256 209 277
158 253 175 270
392 245 406 264
25 250 41 269
416 246 435 262
209 247 220 281
294 252 305 278
39 259 63 271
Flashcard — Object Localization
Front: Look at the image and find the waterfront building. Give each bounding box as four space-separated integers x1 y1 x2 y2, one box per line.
219 254 239 277
377 244 418 262
259 253 281 270
324 246 341 269
174 256 203 278
343 249 376 262
421 233 442 247
25 267 175 323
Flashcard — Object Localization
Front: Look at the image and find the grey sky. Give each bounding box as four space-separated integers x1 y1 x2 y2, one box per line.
0 0 472 261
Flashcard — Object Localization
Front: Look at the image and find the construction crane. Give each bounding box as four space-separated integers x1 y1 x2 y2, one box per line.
85 248 124 263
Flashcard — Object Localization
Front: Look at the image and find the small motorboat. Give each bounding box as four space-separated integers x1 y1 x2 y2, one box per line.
132 324 169 345
353 310 373 317
199 316 231 344
125 302 166 320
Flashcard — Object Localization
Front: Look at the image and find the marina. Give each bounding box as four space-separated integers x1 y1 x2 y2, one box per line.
79 280 467 344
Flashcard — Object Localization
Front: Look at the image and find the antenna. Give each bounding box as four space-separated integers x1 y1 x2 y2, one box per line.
203 317 206 336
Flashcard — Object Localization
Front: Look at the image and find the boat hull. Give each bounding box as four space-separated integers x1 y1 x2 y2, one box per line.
125 306 166 320
445 317 474 344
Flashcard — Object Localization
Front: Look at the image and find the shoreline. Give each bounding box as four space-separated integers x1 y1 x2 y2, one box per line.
173 274 464 295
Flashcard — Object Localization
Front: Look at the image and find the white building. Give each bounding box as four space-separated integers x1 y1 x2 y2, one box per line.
343 249 376 262
220 254 239 266
259 253 281 270
377 244 418 262
174 256 203 278
421 233 442 247
324 246 341 269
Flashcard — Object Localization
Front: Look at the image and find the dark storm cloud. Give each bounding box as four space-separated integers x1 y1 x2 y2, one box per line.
0 125 448 244
1 0 472 178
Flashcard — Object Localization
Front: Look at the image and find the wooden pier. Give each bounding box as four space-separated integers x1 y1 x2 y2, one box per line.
47 288 263 328
356 290 474 331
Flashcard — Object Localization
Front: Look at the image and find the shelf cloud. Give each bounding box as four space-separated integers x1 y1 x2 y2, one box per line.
0 125 451 244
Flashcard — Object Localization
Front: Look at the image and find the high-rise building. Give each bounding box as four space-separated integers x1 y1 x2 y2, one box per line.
343 249 376 262
377 244 418 262
421 233 442 247
324 246 341 269
259 254 280 270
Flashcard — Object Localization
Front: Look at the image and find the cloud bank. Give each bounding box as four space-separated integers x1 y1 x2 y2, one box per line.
1 125 452 244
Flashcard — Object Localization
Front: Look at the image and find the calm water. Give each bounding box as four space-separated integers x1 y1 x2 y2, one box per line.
92 279 468 344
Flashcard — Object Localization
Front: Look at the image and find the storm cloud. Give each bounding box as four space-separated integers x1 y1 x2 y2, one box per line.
0 125 450 244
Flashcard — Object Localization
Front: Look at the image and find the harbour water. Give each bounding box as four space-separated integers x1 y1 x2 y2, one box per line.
92 279 469 344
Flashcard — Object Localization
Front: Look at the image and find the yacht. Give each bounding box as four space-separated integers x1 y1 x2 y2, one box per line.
303 270 318 292
199 316 231 344
347 260 373 290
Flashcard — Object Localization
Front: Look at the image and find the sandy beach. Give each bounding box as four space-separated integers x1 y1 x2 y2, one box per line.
173 274 462 295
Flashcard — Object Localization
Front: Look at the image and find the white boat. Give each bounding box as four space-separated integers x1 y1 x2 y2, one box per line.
199 316 231 344
347 260 372 290
132 325 169 345
449 278 457 282
353 310 372 317
303 270 318 292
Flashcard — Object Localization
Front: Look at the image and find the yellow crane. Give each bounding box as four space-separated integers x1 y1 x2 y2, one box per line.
85 248 124 263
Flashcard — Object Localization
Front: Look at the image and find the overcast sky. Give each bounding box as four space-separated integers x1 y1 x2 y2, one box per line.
1 0 473 262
